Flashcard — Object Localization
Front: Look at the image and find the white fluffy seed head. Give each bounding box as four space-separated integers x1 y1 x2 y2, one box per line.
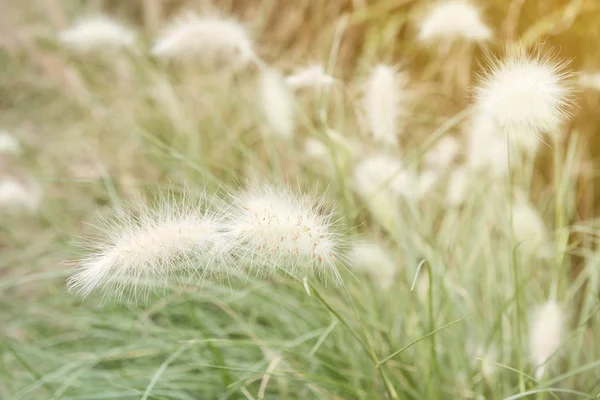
0 132 21 155
446 166 470 206
424 136 460 167
347 242 397 290
578 72 600 91
59 16 135 53
417 169 440 199
466 116 511 174
363 65 408 146
353 155 403 200
0 179 42 213
224 184 342 283
68 193 228 300
511 199 549 258
418 1 491 43
303 137 329 160
285 65 336 89
152 13 255 67
474 47 573 145
529 300 564 379
259 68 295 139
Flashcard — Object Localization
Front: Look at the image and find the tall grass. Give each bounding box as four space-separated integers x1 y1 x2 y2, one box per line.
2 0 600 399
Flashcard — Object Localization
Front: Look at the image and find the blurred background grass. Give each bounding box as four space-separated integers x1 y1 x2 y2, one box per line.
2 0 600 399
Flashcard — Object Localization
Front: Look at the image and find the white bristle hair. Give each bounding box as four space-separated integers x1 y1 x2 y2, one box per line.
363 65 408 146
223 184 342 283
67 192 228 300
473 47 574 151
58 15 135 53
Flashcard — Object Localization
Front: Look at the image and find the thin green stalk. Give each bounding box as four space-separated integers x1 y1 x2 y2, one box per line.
309 283 398 399
377 312 472 367
506 132 525 392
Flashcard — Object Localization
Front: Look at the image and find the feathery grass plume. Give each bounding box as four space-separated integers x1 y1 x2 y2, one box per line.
327 129 362 160
68 191 228 300
424 135 460 167
446 166 470 206
511 198 550 258
303 137 329 160
473 47 574 153
363 65 408 146
224 184 343 283
259 68 295 139
471 345 497 381
465 116 510 176
0 179 41 213
417 169 440 198
152 12 255 67
285 65 336 89
418 1 491 43
353 155 403 201
58 15 135 53
0 132 21 155
578 72 600 91
529 300 564 379
347 242 397 290
353 154 422 201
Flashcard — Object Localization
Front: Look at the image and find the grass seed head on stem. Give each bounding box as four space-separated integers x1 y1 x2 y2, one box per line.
363 65 408 147
68 192 228 300
473 47 574 152
152 12 255 67
224 184 343 284
529 300 564 379
58 15 135 53
418 1 492 43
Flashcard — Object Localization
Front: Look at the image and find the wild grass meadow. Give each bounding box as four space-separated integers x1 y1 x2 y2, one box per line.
2 0 600 399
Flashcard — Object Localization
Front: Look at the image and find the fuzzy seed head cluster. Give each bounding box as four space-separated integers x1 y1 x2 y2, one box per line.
225 185 340 282
69 186 345 298
529 300 564 379
424 136 460 167
466 116 510 175
347 242 397 290
68 196 226 299
474 48 573 144
418 1 492 43
259 69 295 139
353 155 424 201
152 13 255 66
0 132 21 155
0 179 41 213
59 16 135 53
511 199 549 257
446 167 470 206
363 65 407 146
578 72 600 91
286 65 335 89
353 155 402 199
